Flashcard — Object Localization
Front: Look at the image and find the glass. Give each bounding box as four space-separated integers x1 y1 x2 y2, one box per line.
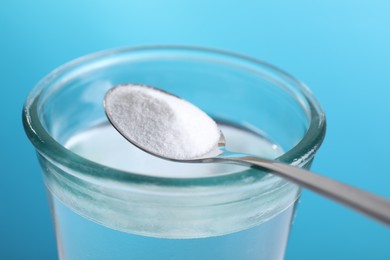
23 46 326 260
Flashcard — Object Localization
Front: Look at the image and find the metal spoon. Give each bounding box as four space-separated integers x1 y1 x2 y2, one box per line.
104 84 390 226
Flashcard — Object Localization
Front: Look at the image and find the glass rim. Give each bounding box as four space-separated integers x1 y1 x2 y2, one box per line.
22 45 326 186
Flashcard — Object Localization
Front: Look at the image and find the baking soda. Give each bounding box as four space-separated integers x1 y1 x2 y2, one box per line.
104 84 221 160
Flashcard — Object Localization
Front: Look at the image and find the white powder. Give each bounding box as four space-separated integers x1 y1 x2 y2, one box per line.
104 84 221 160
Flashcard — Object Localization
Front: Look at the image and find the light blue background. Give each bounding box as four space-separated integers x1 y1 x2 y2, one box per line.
1 0 389 259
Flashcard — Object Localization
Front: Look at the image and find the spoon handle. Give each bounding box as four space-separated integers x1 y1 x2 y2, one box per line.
226 156 390 226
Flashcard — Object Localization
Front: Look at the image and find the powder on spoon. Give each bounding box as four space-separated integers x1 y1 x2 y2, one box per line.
104 84 221 160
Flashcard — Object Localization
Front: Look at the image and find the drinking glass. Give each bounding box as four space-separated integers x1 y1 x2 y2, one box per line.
23 46 326 260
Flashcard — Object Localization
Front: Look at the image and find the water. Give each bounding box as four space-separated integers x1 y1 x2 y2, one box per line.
50 195 294 260
65 123 283 178
47 123 298 260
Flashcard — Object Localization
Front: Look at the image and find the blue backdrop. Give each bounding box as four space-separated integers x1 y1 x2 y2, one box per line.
1 0 389 259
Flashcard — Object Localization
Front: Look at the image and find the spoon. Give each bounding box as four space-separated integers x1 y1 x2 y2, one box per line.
104 84 390 226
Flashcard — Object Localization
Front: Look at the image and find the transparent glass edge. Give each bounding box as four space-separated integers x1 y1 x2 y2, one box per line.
22 45 326 187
